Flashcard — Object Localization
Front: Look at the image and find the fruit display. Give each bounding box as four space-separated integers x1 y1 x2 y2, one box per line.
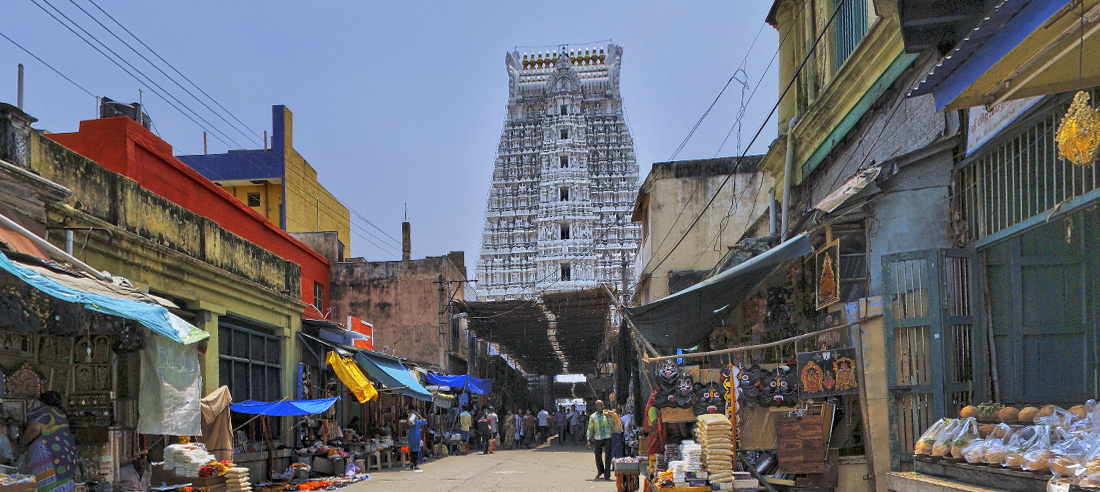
916 400 1100 487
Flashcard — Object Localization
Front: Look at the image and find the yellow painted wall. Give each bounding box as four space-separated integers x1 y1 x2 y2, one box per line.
223 182 282 225
279 108 352 256
637 171 772 302
860 315 892 492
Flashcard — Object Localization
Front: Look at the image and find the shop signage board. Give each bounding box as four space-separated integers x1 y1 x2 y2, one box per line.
797 347 859 399
347 316 373 351
967 96 1042 156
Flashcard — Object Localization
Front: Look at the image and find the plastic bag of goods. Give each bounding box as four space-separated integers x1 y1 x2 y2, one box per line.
931 419 965 457
961 438 990 464
1003 425 1044 469
950 418 979 459
914 418 949 455
981 426 1015 465
1019 426 1053 471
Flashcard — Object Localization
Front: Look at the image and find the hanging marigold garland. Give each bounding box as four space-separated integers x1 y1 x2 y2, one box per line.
1056 90 1100 166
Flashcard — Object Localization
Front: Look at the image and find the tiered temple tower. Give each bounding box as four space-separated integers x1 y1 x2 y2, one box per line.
476 43 640 301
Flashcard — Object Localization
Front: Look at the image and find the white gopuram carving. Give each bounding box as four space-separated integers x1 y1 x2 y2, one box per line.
476 43 640 302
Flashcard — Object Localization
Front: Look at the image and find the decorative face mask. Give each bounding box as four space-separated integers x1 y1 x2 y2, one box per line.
693 381 726 415
672 373 696 408
655 361 681 407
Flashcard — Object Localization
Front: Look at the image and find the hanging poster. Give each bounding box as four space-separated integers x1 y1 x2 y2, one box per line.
815 239 841 310
797 347 859 399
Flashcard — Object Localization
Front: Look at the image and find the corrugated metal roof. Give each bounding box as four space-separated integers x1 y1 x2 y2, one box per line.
908 0 1027 98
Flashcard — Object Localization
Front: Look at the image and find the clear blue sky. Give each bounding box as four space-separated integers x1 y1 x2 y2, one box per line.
1 1 779 266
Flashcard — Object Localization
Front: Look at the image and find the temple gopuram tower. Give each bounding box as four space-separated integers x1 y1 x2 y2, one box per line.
476 43 640 301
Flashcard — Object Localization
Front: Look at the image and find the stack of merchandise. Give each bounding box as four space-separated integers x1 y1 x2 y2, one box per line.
697 414 736 486
679 440 703 473
164 444 217 478
664 443 682 463
224 468 251 492
668 461 687 483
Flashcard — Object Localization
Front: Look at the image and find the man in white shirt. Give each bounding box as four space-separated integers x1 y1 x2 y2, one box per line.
487 406 499 453
536 408 550 444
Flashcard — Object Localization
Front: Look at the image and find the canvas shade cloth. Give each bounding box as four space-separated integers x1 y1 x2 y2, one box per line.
0 250 208 344
231 397 340 416
138 333 202 436
326 351 378 403
422 373 493 395
200 386 233 461
354 351 432 401
625 234 813 349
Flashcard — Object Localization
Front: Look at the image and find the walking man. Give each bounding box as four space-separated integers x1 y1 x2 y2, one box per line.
586 400 613 481
537 407 550 444
458 406 472 451
477 408 492 455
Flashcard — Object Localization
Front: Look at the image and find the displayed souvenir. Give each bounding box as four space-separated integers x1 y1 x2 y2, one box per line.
693 381 725 415
719 363 739 418
763 365 799 407
8 363 40 398
671 372 696 409
655 360 680 408
815 240 841 310
797 347 860 399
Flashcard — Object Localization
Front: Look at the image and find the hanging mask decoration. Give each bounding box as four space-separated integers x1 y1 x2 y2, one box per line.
769 365 799 407
655 360 680 407
672 373 696 409
693 381 726 415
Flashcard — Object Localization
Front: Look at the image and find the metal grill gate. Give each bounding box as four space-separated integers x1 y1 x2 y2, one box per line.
883 249 985 470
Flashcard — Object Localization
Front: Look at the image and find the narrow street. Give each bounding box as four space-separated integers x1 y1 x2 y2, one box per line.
351 441 622 492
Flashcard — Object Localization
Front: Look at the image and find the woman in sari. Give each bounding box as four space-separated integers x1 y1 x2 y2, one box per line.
522 410 537 448
501 411 516 449
20 391 77 492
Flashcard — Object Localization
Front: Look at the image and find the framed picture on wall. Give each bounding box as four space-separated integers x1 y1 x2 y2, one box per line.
815 239 841 310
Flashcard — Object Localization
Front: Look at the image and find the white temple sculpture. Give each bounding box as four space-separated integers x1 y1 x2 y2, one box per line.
476 43 641 301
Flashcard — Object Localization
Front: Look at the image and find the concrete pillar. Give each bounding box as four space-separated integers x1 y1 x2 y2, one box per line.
195 310 221 395
775 1 799 130
402 222 411 261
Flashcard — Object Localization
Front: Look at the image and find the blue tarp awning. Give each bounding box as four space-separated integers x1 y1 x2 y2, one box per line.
0 250 208 345
354 351 433 401
230 397 340 416
422 373 493 395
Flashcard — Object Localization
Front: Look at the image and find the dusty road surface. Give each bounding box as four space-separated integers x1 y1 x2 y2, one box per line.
348 441 623 492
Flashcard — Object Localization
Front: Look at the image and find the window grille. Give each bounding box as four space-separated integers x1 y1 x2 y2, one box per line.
246 192 261 207
954 89 1100 244
834 0 868 71
218 320 282 404
313 281 324 314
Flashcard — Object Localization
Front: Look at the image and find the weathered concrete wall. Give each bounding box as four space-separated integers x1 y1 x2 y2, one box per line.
290 231 344 264
636 157 773 303
30 130 301 295
330 255 466 369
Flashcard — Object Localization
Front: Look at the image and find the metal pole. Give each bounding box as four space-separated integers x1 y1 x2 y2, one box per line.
0 210 111 282
438 274 447 372
65 230 73 255
17 64 24 110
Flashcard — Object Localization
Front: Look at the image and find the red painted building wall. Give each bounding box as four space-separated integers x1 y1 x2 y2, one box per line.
48 116 330 317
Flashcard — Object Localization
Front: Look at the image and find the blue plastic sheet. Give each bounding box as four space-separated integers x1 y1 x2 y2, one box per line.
354 352 432 401
422 373 493 395
0 250 208 344
230 397 340 416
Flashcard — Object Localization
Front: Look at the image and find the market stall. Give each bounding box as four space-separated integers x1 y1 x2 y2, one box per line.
909 402 1100 491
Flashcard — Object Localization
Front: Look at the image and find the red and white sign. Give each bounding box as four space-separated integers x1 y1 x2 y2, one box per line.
347 316 374 351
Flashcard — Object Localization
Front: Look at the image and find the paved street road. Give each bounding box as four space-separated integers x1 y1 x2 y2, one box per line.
348 441 623 492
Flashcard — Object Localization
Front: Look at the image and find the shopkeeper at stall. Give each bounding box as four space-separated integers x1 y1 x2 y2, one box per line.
116 454 151 492
0 424 12 465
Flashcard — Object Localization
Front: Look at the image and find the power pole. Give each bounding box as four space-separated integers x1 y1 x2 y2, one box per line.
435 276 475 374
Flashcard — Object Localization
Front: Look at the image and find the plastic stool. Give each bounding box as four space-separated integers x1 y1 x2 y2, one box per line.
365 451 382 472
